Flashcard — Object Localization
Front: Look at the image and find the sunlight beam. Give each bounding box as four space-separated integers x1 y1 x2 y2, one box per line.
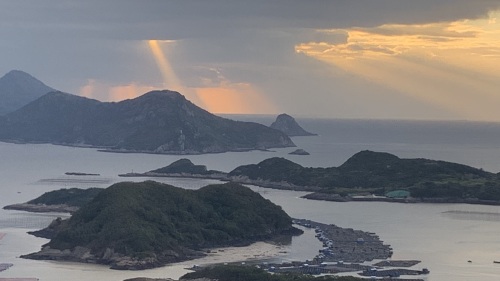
147 40 184 92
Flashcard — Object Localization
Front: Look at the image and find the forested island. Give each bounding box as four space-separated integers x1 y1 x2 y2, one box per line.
123 151 500 204
22 181 301 270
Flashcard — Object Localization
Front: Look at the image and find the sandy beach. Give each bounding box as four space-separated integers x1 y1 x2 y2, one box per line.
186 242 289 266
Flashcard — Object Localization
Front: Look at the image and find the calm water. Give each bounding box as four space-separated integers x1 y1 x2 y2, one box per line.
1 118 500 280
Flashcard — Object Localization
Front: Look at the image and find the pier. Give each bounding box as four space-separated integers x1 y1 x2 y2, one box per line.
255 219 429 279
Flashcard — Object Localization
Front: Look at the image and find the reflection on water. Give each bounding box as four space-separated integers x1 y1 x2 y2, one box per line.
37 177 113 186
443 210 500 222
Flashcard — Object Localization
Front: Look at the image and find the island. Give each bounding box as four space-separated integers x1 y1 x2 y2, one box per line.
120 158 227 180
0 90 295 154
270 114 317 136
289 149 310 155
65 172 100 176
122 150 500 204
22 181 302 270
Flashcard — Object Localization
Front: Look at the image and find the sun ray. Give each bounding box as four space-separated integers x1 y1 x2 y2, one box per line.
147 40 184 92
295 10 500 121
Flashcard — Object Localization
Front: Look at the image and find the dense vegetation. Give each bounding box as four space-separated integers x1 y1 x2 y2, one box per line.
181 265 363 281
229 150 500 200
0 90 294 153
28 188 103 207
45 181 296 259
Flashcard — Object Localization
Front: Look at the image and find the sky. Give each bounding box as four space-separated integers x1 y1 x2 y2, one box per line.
1 0 500 121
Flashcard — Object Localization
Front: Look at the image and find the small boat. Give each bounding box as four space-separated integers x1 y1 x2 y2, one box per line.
494 261 500 264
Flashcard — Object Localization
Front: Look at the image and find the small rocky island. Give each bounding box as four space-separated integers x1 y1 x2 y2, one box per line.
289 149 310 155
120 158 226 179
270 114 316 136
22 181 301 270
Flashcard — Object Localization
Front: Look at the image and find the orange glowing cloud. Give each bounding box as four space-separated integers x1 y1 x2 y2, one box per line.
295 11 500 121
79 79 155 102
146 39 277 115
195 83 277 114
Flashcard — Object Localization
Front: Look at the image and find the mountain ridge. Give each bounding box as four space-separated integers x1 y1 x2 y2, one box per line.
0 90 295 154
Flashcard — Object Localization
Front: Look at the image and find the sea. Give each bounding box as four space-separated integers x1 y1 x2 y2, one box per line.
2 118 500 281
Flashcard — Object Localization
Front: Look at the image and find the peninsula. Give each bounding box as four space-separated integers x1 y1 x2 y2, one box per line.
22 181 301 270
3 187 103 213
0 90 295 154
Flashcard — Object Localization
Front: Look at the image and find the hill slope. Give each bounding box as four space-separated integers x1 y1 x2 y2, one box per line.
23 181 298 269
229 150 500 200
0 70 55 115
0 90 295 153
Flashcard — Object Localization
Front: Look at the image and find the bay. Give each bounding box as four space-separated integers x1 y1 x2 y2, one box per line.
1 118 500 280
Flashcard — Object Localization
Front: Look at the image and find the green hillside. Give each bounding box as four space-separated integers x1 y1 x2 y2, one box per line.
229 150 500 200
25 181 298 269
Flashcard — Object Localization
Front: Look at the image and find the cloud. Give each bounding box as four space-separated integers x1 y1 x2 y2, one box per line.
2 1 500 120
295 11 500 121
79 79 157 102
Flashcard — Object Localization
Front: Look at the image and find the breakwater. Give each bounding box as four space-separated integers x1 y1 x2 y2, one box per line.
294 219 392 263
256 219 429 279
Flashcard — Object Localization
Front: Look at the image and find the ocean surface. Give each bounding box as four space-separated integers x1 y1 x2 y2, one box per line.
1 118 500 280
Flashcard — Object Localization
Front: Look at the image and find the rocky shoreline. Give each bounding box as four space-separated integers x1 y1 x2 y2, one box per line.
21 245 205 270
23 224 299 270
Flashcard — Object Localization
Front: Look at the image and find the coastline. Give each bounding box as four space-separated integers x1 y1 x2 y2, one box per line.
0 139 280 155
302 192 500 205
119 172 500 206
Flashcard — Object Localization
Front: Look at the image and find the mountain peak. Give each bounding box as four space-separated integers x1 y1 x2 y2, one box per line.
0 70 56 115
3 69 35 79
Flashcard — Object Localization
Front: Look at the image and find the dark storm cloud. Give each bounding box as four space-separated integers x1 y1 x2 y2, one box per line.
1 0 499 40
